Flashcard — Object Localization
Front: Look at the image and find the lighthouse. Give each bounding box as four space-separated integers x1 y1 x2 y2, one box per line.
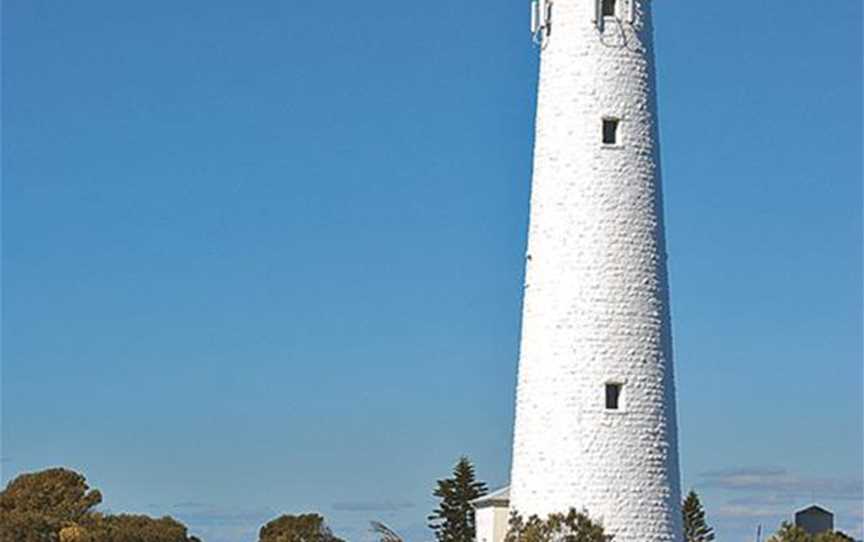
474 1 683 541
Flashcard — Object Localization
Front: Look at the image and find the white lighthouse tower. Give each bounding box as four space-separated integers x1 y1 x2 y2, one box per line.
474 1 683 542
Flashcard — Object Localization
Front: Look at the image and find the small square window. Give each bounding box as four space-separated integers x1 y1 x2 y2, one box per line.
602 0 616 18
605 383 622 410
602 118 619 145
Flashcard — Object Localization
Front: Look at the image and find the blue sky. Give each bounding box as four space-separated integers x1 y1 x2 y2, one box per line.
2 1 861 541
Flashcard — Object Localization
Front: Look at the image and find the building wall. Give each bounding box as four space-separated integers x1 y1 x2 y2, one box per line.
509 1 682 541
796 509 834 535
475 505 510 542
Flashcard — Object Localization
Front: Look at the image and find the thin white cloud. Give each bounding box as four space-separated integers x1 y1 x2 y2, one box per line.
170 503 275 527
725 493 797 506
700 467 863 500
331 500 416 512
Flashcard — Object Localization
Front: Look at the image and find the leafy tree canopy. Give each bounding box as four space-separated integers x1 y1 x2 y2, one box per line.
259 513 344 542
0 468 197 542
0 468 102 522
83 514 196 542
0 509 60 542
427 457 488 542
682 490 715 542
504 509 613 542
767 522 855 542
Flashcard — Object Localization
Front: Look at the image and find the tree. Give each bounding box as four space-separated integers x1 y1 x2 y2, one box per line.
0 468 102 522
259 514 344 542
0 468 103 542
85 514 195 542
0 468 198 542
681 491 714 542
817 533 855 542
0 509 60 542
767 522 855 542
503 508 613 542
370 521 404 542
768 523 817 542
427 457 488 542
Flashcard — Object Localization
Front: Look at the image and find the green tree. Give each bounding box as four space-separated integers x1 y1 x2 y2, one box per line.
816 532 855 542
0 468 103 542
427 457 488 542
767 522 854 542
681 490 714 542
259 514 344 542
0 509 60 542
0 468 102 522
503 509 613 542
768 523 816 542
85 514 195 542
0 468 198 542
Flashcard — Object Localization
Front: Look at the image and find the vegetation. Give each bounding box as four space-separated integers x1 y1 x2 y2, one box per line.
370 521 405 542
767 522 855 542
7 465 861 542
0 468 101 542
427 457 488 542
258 513 344 542
682 490 715 542
0 467 102 522
0 467 352 542
86 514 200 542
504 508 613 542
0 468 197 542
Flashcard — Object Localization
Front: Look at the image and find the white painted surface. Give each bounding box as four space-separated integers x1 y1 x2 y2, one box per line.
475 504 510 542
508 1 683 541
473 488 511 542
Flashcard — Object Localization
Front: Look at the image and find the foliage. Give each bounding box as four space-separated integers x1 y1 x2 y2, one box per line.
0 468 102 523
682 490 714 542
84 514 195 542
814 533 855 542
0 468 197 542
0 509 61 542
767 522 855 542
258 514 344 542
370 521 405 542
768 523 818 542
503 508 613 542
0 468 103 542
427 457 488 542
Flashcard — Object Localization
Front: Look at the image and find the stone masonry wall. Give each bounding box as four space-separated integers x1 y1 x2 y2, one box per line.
508 1 683 541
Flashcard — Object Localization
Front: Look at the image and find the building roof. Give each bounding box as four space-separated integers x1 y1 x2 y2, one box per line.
795 505 834 517
471 486 510 509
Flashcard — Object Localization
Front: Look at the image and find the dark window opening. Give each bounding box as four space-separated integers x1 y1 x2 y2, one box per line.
602 118 619 145
602 0 616 17
605 383 622 410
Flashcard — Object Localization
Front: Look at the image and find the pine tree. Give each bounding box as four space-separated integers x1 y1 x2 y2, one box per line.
427 457 488 542
682 491 715 542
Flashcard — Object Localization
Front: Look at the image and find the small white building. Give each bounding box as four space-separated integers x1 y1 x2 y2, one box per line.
472 487 510 542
